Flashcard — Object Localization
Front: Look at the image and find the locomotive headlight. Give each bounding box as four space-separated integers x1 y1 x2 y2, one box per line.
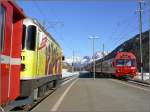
131 67 136 72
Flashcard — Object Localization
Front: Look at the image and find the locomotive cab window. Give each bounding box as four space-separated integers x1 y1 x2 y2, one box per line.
22 25 26 49
0 6 5 51
26 25 37 51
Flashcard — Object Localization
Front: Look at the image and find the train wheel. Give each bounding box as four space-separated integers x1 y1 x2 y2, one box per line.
38 86 44 97
52 80 57 88
124 75 132 80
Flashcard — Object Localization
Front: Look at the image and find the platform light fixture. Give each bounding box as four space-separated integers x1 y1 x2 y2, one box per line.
88 36 99 80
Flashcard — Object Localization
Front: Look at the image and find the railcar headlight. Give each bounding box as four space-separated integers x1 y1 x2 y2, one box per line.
117 70 120 72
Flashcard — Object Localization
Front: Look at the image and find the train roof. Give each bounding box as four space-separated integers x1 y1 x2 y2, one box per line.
23 18 61 49
7 1 26 21
86 52 136 66
115 52 136 59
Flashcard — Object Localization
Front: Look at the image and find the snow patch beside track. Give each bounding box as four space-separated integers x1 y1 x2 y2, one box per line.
62 69 79 78
134 73 149 80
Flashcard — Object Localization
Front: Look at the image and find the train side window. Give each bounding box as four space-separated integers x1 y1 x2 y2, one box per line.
51 44 54 61
53 48 55 60
62 56 65 61
26 25 37 51
54 48 56 61
51 44 53 53
22 25 26 49
37 31 40 49
48 44 51 53
0 6 5 51
56 48 58 57
45 46 47 55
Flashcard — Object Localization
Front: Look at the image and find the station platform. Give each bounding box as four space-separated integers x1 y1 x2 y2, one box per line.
32 72 150 112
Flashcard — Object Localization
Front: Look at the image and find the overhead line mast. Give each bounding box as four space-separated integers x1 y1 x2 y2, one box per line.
148 0 150 79
102 43 105 58
137 0 144 80
72 50 75 73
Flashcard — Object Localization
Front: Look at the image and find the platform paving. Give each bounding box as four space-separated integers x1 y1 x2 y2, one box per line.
32 72 150 112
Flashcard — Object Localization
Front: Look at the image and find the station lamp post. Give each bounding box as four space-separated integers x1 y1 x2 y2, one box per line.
88 36 99 80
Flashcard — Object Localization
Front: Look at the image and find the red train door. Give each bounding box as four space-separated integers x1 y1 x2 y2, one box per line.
0 1 12 105
0 1 25 105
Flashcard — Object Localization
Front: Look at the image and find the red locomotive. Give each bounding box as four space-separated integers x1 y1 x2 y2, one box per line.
86 52 137 79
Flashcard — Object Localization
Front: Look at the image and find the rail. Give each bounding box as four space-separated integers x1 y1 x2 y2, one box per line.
127 79 150 87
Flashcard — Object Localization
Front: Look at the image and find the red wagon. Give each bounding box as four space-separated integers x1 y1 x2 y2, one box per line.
0 1 25 106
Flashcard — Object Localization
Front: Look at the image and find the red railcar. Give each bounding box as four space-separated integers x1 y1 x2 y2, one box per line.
113 52 137 78
86 52 137 78
0 1 25 105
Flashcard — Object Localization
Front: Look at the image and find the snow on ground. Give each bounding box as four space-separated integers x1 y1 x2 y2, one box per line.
62 69 79 78
62 69 150 81
133 73 150 80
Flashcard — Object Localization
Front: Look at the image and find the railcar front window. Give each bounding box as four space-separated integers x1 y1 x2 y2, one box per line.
116 59 135 67
0 6 5 51
126 60 131 66
22 25 26 49
126 60 135 66
26 25 36 50
116 60 125 66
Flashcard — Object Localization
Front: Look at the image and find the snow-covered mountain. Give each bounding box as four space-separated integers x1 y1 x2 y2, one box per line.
93 51 109 60
63 51 109 68
64 56 81 66
81 56 91 64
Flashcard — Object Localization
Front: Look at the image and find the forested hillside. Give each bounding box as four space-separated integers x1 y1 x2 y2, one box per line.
105 30 149 72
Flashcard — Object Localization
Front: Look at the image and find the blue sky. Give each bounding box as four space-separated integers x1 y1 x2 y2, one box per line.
16 0 149 58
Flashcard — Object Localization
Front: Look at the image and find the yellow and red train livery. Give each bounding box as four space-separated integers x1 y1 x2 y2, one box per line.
20 18 62 97
0 1 63 108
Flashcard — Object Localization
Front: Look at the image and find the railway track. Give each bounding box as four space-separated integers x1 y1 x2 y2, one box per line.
9 75 77 111
127 79 150 87
114 76 150 87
